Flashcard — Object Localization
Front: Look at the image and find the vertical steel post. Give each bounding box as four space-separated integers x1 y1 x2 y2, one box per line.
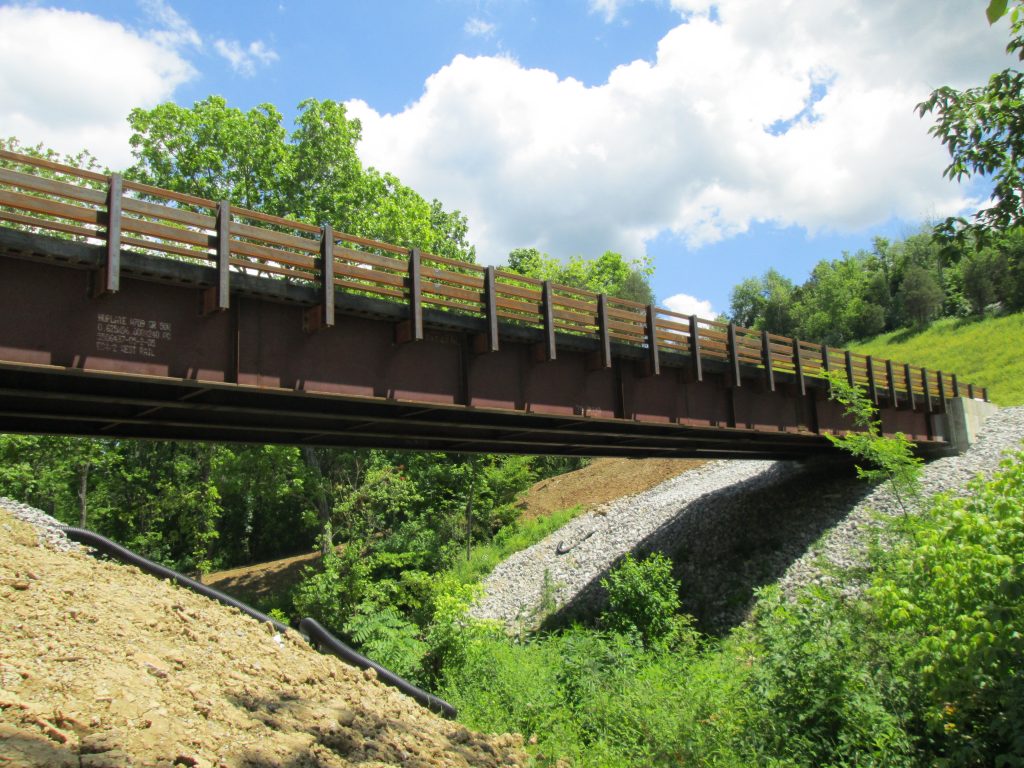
728 323 741 387
597 294 612 369
645 304 660 376
689 315 703 382
761 330 775 391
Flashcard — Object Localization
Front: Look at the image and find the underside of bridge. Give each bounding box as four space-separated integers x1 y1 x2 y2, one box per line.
0 229 950 459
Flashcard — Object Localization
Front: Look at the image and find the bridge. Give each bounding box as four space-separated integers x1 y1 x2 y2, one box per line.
0 149 987 459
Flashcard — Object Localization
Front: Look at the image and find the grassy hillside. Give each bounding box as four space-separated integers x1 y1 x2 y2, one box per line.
850 312 1024 406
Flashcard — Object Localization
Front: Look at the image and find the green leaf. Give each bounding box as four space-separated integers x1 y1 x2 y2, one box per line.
988 0 1010 24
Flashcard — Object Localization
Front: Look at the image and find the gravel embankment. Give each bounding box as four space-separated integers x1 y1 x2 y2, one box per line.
0 496 82 552
471 407 1024 633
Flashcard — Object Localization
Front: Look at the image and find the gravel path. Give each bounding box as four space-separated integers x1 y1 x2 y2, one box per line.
471 407 1024 633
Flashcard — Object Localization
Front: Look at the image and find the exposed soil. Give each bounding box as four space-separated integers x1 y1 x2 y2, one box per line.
0 508 526 768
202 548 340 607
513 457 705 520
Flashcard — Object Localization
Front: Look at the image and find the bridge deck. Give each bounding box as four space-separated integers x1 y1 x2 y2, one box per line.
0 150 985 458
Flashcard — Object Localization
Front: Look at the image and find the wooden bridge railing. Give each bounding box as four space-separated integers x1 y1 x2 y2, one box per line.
0 148 987 408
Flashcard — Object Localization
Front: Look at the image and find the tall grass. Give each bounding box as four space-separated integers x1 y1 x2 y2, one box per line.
448 505 586 585
850 312 1024 406
442 452 1024 767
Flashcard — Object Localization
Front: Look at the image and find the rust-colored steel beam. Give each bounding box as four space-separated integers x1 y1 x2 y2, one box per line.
0 227 953 458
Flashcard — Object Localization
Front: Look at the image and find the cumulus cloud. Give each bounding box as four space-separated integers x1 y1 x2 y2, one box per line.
663 293 715 318
214 38 279 76
347 0 1012 266
0 5 196 168
464 18 496 38
140 0 201 50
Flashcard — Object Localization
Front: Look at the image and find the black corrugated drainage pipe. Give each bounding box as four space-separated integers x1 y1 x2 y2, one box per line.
60 526 456 719
299 617 455 718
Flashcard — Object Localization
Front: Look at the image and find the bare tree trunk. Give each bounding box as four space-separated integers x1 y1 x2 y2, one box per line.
302 447 332 555
465 458 478 562
77 461 91 528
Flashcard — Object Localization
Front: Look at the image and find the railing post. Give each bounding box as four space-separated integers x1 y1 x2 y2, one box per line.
645 305 660 376
689 315 703 382
904 362 915 411
761 330 775 391
921 368 933 413
951 373 960 398
534 280 556 362
304 223 335 332
94 172 122 297
844 350 856 388
727 323 741 387
597 294 611 368
937 370 946 405
320 223 335 328
865 355 878 404
203 200 231 315
885 359 897 406
967 382 975 400
395 248 424 343
475 265 499 354
792 338 805 396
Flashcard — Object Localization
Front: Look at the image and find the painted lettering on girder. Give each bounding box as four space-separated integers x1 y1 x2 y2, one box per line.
95 313 172 359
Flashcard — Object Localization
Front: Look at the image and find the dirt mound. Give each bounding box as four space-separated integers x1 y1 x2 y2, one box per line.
202 548 332 606
0 509 525 768
515 457 705 520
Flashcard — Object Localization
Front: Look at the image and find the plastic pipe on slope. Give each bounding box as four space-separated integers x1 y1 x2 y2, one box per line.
59 526 456 719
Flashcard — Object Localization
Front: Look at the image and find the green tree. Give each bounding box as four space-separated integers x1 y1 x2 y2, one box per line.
917 1 1024 237
728 269 796 334
127 96 475 262
791 254 887 345
898 264 944 328
505 248 655 303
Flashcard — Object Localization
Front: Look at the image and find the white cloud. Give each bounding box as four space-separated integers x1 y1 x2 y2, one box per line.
663 293 715 318
589 0 629 23
464 17 496 38
140 0 201 50
0 5 197 169
347 0 1012 267
213 38 279 76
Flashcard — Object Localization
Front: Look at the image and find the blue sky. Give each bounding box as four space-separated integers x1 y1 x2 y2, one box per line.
0 1 1012 316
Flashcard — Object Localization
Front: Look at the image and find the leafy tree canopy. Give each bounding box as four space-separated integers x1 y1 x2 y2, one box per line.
505 247 656 304
917 1 1024 238
127 96 476 262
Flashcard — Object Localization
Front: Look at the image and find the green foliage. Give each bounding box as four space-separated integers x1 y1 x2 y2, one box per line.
898 264 944 328
851 312 1024 406
506 247 655 304
437 453 1024 767
343 600 427 684
729 268 797 335
824 371 924 516
746 586 917 767
917 1 1024 238
600 553 684 645
447 505 588 586
126 96 475 262
290 539 370 633
870 454 1024 765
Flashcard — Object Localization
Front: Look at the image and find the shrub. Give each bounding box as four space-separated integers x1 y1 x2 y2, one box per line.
600 552 682 645
870 452 1024 766
290 537 369 634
